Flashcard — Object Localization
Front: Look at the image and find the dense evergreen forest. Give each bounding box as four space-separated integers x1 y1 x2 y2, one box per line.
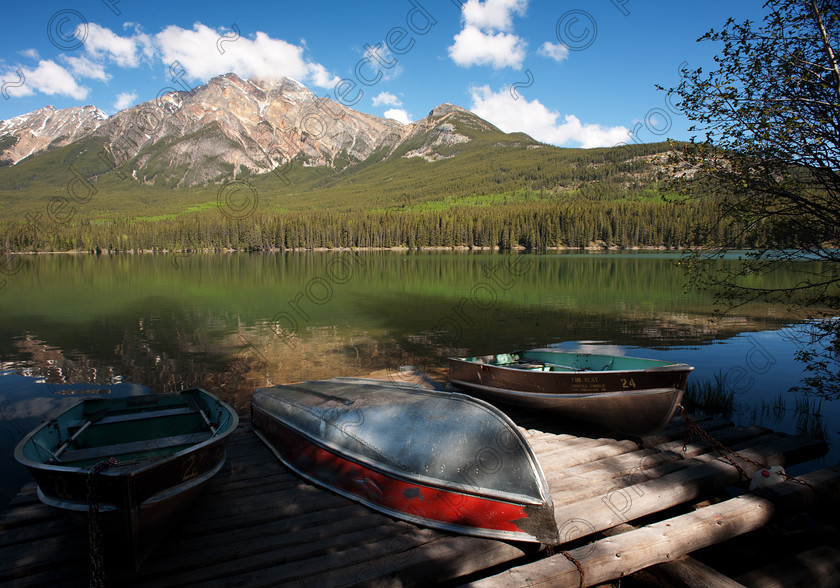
0 141 750 252
1 197 750 252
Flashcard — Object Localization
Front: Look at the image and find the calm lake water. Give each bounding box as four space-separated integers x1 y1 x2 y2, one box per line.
1 250 837 505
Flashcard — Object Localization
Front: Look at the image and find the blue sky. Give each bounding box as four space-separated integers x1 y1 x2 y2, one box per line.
0 0 765 148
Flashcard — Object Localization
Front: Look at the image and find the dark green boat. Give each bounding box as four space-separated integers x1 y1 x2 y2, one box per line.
14 389 238 571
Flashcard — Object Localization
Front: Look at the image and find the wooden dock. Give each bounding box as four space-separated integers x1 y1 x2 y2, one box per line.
0 405 835 587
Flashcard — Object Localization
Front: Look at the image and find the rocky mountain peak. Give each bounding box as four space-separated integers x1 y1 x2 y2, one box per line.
0 74 512 186
83 71 410 186
426 103 468 119
0 104 109 166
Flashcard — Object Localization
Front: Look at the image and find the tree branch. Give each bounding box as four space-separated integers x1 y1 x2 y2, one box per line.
810 0 840 103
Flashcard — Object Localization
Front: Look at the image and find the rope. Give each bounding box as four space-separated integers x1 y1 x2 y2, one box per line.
679 405 750 481
559 551 586 588
679 405 820 492
88 457 119 588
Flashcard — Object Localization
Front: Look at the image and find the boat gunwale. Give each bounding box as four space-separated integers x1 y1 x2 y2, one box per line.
447 379 686 401
14 389 239 478
527 348 693 369
452 350 694 375
251 381 554 507
251 412 556 545
452 360 694 376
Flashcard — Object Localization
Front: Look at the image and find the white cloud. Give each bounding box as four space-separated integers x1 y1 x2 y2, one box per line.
449 26 527 70
84 23 151 68
538 42 569 63
126 24 156 61
306 63 338 88
3 22 342 105
155 24 338 88
7 60 90 100
0 70 34 99
469 85 628 148
372 92 402 107
61 55 110 81
449 0 528 69
1 25 151 102
113 91 138 111
384 109 412 125
462 0 527 32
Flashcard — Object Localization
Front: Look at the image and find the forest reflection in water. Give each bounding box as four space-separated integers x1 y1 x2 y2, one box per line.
0 250 830 504
0 250 811 407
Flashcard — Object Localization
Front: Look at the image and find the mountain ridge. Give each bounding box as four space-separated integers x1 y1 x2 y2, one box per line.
0 73 525 188
0 104 109 167
0 73 687 236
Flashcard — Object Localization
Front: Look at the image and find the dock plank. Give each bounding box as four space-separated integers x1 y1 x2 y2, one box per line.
469 466 840 588
0 411 831 587
552 434 828 543
546 432 786 505
135 522 425 586
299 534 532 588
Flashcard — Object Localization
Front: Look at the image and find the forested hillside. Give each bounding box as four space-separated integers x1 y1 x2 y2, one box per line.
0 139 738 252
3 199 744 252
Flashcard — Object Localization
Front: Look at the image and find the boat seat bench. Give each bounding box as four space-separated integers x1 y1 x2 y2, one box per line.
59 431 213 464
504 361 579 372
86 406 199 426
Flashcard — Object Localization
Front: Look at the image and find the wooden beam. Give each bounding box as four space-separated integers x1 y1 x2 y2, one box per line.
2 414 831 588
553 425 770 480
552 435 827 543
548 435 785 507
545 428 777 503
602 523 747 588
466 466 840 588
647 555 748 588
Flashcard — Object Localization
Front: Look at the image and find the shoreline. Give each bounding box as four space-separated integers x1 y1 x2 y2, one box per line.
4 244 690 255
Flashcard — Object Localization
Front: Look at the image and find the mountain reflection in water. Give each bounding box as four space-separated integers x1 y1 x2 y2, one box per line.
0 251 814 402
0 250 831 505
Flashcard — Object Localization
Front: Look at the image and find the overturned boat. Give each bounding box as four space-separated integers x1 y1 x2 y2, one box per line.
449 349 694 435
250 378 559 545
14 389 238 570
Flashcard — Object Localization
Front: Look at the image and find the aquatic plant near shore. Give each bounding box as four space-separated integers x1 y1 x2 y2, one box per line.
685 374 829 441
683 372 735 417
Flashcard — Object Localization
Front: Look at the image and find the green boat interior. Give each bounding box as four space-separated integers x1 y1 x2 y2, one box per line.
470 351 680 373
22 392 232 468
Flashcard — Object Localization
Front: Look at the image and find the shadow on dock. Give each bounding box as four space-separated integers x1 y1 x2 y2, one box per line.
1 400 837 586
